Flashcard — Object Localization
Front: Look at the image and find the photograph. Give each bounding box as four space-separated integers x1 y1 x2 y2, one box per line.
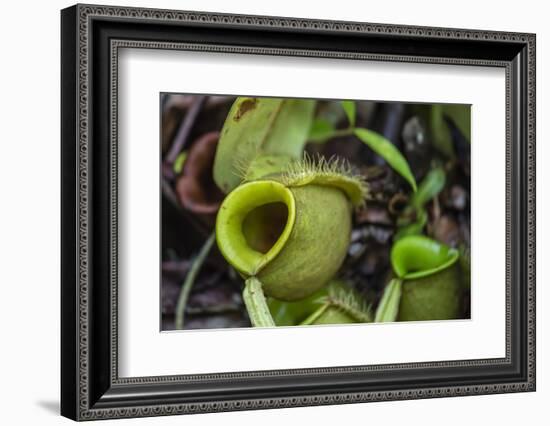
59 3 536 420
160 94 472 331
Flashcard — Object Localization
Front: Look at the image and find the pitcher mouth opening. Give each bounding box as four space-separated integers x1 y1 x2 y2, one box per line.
215 180 296 276
391 235 459 280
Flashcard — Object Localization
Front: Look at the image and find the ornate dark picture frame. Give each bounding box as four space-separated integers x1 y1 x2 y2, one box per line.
61 4 536 421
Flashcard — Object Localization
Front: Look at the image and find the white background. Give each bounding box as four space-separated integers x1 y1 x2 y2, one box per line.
0 0 547 425
119 49 506 376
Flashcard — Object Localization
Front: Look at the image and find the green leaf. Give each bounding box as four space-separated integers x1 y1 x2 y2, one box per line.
308 118 336 143
341 100 356 127
374 278 402 322
430 104 470 158
268 289 327 326
395 167 445 241
354 128 417 192
213 97 316 193
410 167 446 209
394 209 427 241
444 104 471 142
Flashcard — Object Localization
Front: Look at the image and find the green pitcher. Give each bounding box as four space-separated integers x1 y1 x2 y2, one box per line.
390 235 461 321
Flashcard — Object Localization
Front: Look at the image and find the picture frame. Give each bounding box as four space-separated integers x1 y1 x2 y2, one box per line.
61 3 536 421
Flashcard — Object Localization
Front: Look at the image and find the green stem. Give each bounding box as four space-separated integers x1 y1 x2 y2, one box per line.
175 233 215 329
300 303 330 325
243 277 276 327
374 278 402 322
330 127 355 139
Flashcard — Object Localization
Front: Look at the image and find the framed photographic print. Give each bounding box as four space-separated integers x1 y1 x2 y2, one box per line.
61 3 536 421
